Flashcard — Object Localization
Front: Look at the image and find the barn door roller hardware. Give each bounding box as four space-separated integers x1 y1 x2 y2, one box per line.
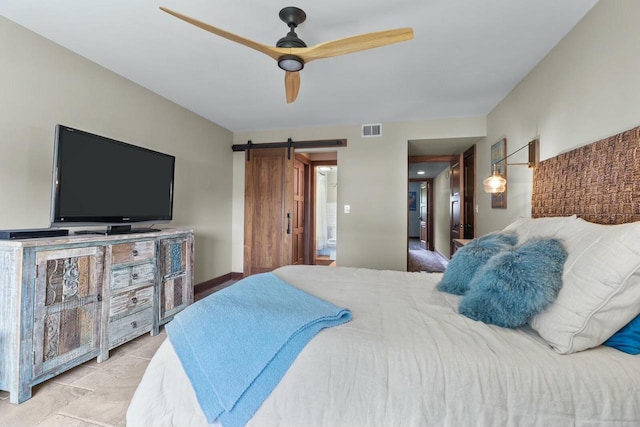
233 138 347 161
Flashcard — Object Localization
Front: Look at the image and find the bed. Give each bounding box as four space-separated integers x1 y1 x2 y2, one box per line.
127 126 640 426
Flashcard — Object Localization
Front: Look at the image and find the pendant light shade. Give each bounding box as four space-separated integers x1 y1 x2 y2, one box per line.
483 164 507 193
483 139 539 194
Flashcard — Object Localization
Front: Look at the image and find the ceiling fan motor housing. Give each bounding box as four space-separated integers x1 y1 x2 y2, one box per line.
277 33 307 48
276 7 307 71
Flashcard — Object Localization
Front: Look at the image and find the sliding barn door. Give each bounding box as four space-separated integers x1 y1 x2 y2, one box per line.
292 158 305 265
244 148 294 276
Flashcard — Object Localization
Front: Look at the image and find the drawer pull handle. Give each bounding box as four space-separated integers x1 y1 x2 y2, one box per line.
131 297 138 304
132 249 139 257
132 273 139 280
131 321 138 328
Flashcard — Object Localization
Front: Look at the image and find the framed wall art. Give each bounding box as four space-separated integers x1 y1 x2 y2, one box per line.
408 191 417 211
491 138 507 209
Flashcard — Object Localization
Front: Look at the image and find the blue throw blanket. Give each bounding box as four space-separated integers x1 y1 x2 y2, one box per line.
166 272 352 427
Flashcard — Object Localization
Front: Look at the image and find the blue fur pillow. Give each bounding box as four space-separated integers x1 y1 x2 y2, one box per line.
437 232 518 295
458 238 567 328
603 314 640 355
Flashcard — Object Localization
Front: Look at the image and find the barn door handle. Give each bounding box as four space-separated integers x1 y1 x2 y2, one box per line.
286 213 291 234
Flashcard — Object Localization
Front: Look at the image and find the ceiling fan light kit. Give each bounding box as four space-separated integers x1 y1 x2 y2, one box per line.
159 5 413 103
278 54 304 72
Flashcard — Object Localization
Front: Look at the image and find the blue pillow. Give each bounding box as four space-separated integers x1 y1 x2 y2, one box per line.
458 238 567 328
603 314 640 355
437 232 517 295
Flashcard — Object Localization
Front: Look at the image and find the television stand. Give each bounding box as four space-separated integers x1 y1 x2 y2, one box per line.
74 226 161 235
0 228 194 404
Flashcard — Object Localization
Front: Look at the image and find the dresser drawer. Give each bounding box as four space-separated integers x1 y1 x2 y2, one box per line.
111 240 155 265
111 262 155 291
109 285 153 321
108 308 153 348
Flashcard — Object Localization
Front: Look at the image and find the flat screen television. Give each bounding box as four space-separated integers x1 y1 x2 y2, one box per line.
50 124 175 234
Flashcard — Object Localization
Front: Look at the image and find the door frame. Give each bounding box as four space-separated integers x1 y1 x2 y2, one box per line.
294 153 312 265
309 159 337 265
462 145 476 240
450 154 463 257
408 178 434 250
408 155 456 258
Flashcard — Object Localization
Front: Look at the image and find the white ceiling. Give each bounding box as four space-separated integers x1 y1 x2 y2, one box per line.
408 137 480 156
1 0 597 132
407 137 478 178
409 162 450 180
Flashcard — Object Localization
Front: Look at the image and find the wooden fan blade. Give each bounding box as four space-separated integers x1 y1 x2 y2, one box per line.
285 71 301 104
296 28 413 63
159 7 285 61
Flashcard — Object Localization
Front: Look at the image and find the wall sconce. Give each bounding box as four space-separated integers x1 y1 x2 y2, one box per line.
483 139 539 194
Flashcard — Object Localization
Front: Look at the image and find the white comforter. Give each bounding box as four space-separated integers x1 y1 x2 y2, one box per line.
127 265 640 426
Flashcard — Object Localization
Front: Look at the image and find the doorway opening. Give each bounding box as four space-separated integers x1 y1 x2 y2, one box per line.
408 161 449 272
296 150 338 266
240 139 345 276
315 165 337 265
407 137 480 266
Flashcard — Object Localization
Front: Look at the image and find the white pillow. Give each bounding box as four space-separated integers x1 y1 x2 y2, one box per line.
529 219 640 354
502 215 577 243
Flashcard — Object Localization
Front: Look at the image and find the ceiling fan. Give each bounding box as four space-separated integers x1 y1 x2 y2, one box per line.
159 6 414 103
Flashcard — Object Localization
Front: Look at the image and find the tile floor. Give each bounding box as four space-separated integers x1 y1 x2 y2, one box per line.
0 329 167 427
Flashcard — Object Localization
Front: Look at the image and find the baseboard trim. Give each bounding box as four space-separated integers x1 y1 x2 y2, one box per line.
195 272 243 294
434 249 450 262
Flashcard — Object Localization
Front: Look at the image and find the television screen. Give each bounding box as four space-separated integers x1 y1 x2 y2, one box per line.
50 125 175 232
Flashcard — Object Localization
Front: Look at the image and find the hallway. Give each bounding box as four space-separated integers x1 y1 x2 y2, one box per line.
408 238 448 273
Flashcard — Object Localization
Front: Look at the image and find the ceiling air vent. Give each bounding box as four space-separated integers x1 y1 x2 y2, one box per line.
361 123 382 138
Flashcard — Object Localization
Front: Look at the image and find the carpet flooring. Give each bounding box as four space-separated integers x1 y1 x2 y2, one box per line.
408 239 448 273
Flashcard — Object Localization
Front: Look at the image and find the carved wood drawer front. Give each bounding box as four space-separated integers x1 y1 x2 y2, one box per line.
33 246 103 378
111 241 155 265
158 235 193 324
108 308 153 348
110 262 155 291
109 286 154 321
161 275 186 319
161 238 187 277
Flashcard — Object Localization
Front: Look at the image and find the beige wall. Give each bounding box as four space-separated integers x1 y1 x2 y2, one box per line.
0 17 234 284
232 117 486 272
6 0 630 279
476 0 640 235
233 0 640 267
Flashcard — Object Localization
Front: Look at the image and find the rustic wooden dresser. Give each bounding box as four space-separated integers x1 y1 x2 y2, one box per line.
0 228 194 404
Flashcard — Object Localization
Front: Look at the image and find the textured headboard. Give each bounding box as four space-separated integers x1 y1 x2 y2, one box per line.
531 125 640 224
